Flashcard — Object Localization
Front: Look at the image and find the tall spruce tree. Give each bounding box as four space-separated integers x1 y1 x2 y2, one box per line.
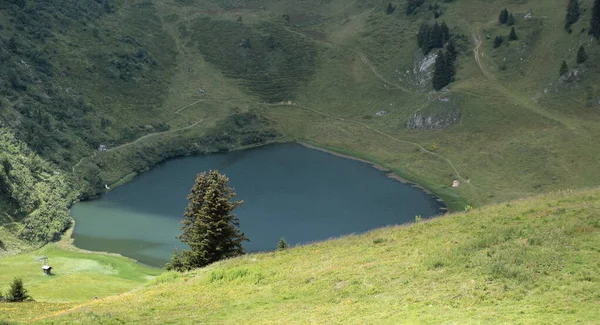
560 60 569 76
565 0 581 30
440 21 450 44
167 170 248 271
509 27 518 41
433 50 449 90
499 9 509 24
591 0 600 39
577 45 588 63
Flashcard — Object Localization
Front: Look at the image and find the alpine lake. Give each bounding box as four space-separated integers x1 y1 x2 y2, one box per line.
71 143 444 267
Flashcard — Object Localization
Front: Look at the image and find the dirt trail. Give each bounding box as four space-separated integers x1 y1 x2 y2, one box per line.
72 118 203 173
471 33 580 133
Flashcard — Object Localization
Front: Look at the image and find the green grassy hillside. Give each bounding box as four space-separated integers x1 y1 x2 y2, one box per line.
2 188 598 324
1 0 600 320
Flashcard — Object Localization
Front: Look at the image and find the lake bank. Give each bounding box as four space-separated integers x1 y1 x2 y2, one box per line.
70 143 444 266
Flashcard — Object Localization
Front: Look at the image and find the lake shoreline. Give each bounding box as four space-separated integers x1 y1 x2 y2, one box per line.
297 141 448 213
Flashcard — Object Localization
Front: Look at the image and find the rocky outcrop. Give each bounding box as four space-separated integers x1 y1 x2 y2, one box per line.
405 98 461 130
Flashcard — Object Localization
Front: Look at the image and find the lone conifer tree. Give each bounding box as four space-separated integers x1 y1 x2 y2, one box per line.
6 278 32 302
167 170 248 271
591 0 600 39
509 27 518 41
577 45 588 64
493 35 504 48
499 9 509 24
565 0 581 30
560 60 569 76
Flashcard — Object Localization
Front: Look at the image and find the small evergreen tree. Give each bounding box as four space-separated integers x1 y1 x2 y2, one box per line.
165 248 186 272
591 0 600 39
499 8 509 24
509 27 518 41
577 45 588 64
386 2 395 14
493 36 504 48
560 60 569 76
277 238 289 250
565 0 581 30
167 170 248 271
5 278 31 302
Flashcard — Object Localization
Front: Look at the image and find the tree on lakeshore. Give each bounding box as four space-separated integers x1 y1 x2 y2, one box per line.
577 45 588 64
565 0 580 30
166 171 247 271
591 0 600 39
277 238 289 250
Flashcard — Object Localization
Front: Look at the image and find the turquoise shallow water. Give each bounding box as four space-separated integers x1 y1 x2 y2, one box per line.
71 143 442 267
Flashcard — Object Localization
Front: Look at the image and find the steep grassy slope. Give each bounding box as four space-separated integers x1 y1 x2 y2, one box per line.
2 188 598 324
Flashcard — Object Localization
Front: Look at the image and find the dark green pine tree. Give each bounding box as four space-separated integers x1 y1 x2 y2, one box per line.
417 23 430 53
429 22 444 51
277 238 289 250
565 0 581 30
440 21 450 44
6 278 32 302
493 35 504 48
432 50 449 90
577 45 588 64
507 13 516 26
591 0 600 39
167 170 248 271
499 8 509 24
560 60 569 76
509 27 518 41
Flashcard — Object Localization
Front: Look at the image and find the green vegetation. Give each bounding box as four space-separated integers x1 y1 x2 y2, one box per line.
167 171 247 271
591 0 600 38
0 240 159 304
3 278 32 302
1 1 600 322
508 27 518 41
2 0 600 246
565 0 580 31
3 188 598 323
277 237 289 250
560 60 569 76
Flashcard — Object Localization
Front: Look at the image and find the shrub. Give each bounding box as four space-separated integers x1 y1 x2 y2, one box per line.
277 238 289 250
5 278 32 302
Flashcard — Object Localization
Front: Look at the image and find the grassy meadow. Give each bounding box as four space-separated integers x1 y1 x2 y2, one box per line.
1 188 597 324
